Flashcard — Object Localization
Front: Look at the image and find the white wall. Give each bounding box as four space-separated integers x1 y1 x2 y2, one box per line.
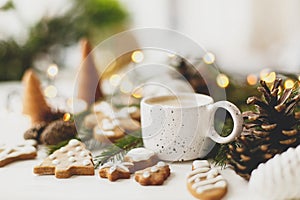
120 0 300 74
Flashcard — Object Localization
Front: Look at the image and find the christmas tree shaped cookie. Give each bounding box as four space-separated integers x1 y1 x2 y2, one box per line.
34 139 94 178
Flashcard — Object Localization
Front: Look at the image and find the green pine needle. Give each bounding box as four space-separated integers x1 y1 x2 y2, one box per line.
93 131 143 169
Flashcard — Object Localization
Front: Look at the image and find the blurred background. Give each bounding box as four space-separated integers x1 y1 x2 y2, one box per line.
0 0 299 108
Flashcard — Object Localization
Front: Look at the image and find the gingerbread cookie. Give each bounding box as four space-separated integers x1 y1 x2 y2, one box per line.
93 118 124 143
34 139 94 178
0 140 37 167
128 106 140 121
93 101 115 119
124 147 158 173
118 118 141 132
187 160 227 200
83 113 107 130
99 161 134 181
134 161 170 186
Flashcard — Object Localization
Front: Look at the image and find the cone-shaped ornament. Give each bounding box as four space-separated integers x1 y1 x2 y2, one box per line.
22 70 52 124
77 39 103 105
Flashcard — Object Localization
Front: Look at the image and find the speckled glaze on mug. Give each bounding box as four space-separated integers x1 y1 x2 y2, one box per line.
141 93 243 161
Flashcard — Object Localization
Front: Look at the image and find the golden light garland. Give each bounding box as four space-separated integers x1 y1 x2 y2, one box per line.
284 79 294 89
216 74 229 88
47 64 59 79
44 85 57 98
132 87 143 99
260 70 276 83
131 51 144 63
109 74 121 87
203 52 215 65
63 113 71 122
247 74 258 85
120 78 133 94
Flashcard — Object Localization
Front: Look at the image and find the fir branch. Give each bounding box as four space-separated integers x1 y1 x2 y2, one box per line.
211 144 231 168
93 131 143 169
210 119 234 167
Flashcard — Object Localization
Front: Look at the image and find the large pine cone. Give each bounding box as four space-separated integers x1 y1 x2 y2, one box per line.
227 78 300 180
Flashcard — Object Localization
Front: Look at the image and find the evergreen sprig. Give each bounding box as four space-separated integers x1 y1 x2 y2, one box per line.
93 131 143 169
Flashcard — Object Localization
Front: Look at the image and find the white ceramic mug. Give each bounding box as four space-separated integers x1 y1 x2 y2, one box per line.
141 93 243 161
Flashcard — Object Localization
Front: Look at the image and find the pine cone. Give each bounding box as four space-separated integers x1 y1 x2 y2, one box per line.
227 78 300 180
24 122 48 142
39 119 77 145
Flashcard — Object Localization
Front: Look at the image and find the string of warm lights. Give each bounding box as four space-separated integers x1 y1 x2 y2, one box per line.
44 64 59 98
43 51 300 104
109 50 300 98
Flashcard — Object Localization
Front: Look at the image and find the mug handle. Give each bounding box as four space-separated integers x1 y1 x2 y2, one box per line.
207 101 243 143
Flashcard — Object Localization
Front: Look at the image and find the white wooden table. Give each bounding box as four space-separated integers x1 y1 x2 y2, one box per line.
0 82 263 200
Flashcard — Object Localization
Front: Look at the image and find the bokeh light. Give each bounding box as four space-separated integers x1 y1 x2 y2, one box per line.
216 74 229 88
47 64 59 78
132 87 143 99
63 113 71 122
203 52 215 64
247 74 258 85
260 70 276 83
44 85 57 98
131 51 144 63
284 79 294 89
120 79 133 94
109 74 121 86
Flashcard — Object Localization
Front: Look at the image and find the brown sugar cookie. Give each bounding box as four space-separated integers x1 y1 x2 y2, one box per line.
33 139 94 178
134 161 170 186
128 106 140 121
83 113 108 130
99 161 134 182
118 118 141 132
124 147 158 173
0 140 37 167
187 160 227 200
93 118 124 143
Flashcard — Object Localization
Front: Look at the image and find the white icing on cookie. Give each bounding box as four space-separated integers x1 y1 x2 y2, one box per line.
192 160 210 169
102 119 115 131
75 146 82 152
24 139 37 147
100 161 133 174
69 139 80 147
68 156 76 162
150 166 159 173
80 151 87 157
93 102 115 118
52 159 60 165
126 148 155 162
59 147 67 153
0 140 36 160
102 131 115 136
128 106 138 113
82 159 91 166
67 151 74 157
157 161 166 167
187 161 226 194
143 171 150 178
49 154 56 160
